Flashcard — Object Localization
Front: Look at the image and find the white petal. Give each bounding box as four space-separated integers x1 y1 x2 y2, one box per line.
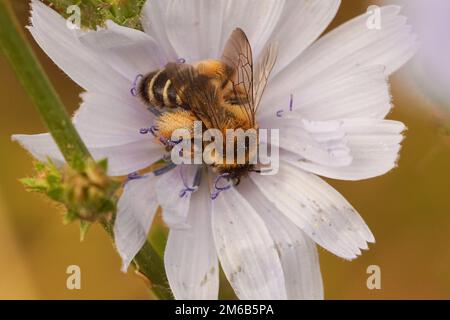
263 5 418 112
268 0 341 76
13 132 162 177
260 118 352 167
73 92 163 176
219 0 286 57
29 0 129 93
157 165 200 229
211 185 286 299
164 181 219 300
73 92 154 147
164 0 226 62
250 162 374 260
12 133 65 165
141 0 178 61
114 175 159 272
259 65 392 120
238 179 323 300
286 118 405 180
78 21 166 82
299 5 418 75
160 0 285 61
88 141 162 176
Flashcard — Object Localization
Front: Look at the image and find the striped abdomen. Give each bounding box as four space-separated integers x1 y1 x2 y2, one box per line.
139 69 183 109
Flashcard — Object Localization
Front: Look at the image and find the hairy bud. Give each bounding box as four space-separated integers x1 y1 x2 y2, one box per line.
21 158 120 238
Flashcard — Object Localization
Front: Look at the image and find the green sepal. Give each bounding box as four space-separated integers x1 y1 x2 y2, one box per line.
63 210 79 225
79 220 92 241
21 158 120 226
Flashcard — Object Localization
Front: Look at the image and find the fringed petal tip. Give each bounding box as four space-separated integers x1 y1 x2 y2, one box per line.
120 259 131 274
11 133 65 164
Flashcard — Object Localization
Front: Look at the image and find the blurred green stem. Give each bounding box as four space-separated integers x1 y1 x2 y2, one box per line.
0 0 172 300
0 0 88 171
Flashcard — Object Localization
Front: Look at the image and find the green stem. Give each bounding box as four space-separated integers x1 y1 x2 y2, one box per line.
0 0 89 171
0 0 172 300
102 220 172 300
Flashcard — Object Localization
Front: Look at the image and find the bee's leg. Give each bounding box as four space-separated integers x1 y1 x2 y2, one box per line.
249 168 262 174
155 110 197 143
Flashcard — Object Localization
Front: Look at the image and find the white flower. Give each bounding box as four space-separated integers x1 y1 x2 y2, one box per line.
13 0 417 300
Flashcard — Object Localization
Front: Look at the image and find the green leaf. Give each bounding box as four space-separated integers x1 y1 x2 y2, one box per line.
63 210 78 225
20 177 47 192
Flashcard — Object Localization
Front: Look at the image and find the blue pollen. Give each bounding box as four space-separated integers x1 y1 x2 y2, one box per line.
276 94 295 117
179 186 197 198
178 167 201 198
130 74 144 97
140 125 158 137
211 173 233 200
159 136 183 147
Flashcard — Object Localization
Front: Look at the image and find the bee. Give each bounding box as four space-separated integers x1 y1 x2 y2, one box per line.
139 59 234 110
138 28 278 184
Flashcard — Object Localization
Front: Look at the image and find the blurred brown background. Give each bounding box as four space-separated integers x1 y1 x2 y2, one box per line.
1 0 449 299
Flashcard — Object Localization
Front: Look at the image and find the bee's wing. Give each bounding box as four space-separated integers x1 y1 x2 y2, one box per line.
253 42 278 112
221 28 255 126
165 62 227 130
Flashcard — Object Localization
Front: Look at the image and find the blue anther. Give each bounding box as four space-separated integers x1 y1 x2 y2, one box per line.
211 173 233 200
130 74 144 97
